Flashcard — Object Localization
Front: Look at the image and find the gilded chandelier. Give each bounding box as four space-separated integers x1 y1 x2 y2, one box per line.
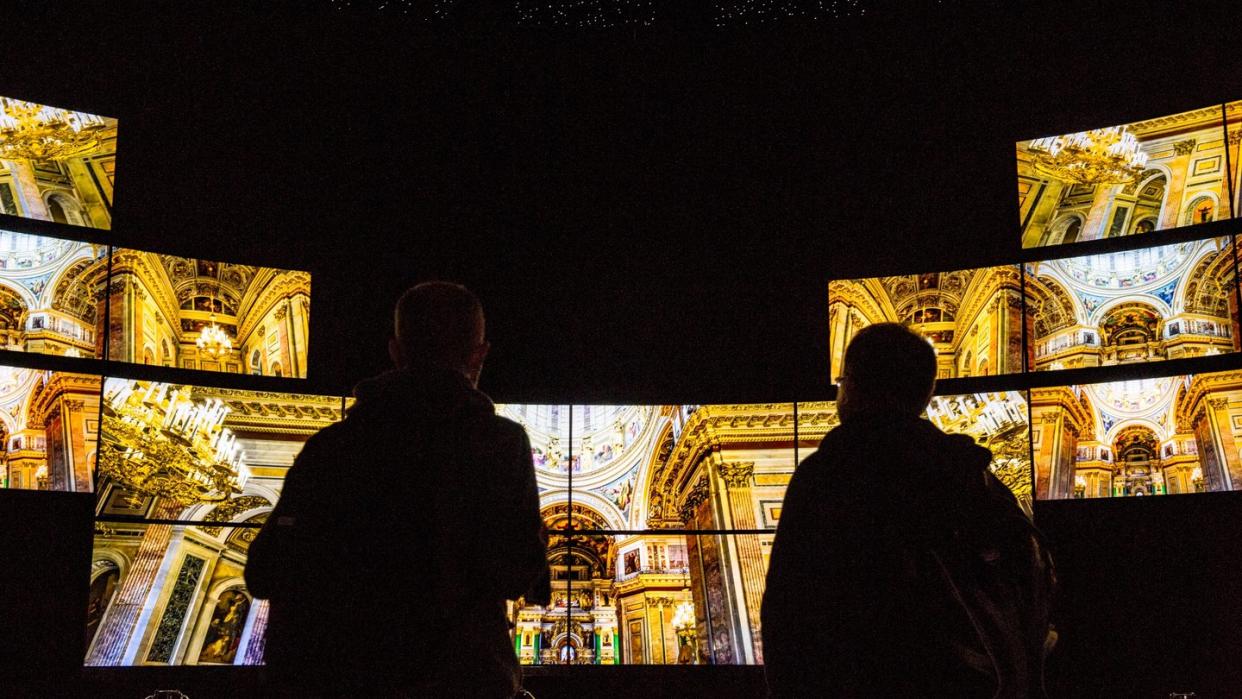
196 291 233 360
196 319 233 359
98 380 247 506
1026 125 1149 185
0 97 108 161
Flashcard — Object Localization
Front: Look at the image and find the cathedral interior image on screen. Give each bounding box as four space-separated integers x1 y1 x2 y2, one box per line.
499 396 1030 665
107 249 311 377
0 95 117 230
1024 237 1239 371
828 264 1024 381
86 378 342 666
1018 102 1230 248
0 364 100 492
0 229 109 358
1031 370 1242 499
498 403 797 665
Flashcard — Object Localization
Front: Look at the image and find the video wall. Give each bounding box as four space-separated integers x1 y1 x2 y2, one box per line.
3 87 1240 669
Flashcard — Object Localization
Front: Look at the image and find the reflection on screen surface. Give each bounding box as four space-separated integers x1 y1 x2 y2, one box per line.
0 95 118 230
1017 102 1230 248
1025 237 1238 372
828 264 1025 382
1033 371 1242 499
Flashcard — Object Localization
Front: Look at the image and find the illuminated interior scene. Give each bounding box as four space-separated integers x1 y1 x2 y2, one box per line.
501 396 1029 665
0 365 100 492
1025 237 1239 372
107 249 311 377
1031 370 1242 499
0 229 109 358
1018 103 1230 248
86 378 342 666
828 264 1024 382
500 403 798 665
0 95 118 230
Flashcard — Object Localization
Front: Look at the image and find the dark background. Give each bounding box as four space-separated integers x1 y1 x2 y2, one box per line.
3 1 1242 695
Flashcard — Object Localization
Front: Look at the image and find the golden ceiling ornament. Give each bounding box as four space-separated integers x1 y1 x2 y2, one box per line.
98 380 248 507
1026 125 1149 186
0 97 108 161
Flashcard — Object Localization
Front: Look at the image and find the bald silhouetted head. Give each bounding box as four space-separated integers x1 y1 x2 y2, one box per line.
837 323 937 421
389 282 490 386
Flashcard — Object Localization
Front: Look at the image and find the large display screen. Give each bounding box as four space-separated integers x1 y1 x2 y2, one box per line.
94 378 341 522
1031 370 1242 499
1025 237 1238 372
0 95 118 230
1018 102 1231 248
0 364 100 492
107 250 311 377
0 228 108 358
828 264 1025 382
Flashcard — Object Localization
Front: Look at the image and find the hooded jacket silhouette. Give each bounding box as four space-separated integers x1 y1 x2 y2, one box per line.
762 412 1054 698
246 364 549 696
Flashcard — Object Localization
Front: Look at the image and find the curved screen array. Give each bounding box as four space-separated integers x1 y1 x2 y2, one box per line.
11 94 1239 668
0 95 118 231
1018 101 1237 249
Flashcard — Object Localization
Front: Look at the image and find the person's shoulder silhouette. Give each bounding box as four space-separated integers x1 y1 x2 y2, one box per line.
246 282 548 698
762 322 1054 698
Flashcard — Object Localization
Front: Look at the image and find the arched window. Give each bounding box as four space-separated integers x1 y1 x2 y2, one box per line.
197 588 251 664
270 361 282 377
250 349 262 375
142 346 155 365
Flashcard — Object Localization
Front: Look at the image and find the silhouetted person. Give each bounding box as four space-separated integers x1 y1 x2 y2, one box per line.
762 323 1054 697
247 282 549 697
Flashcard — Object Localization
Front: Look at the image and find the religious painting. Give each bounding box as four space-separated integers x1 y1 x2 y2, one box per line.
1018 102 1231 248
0 364 101 492
94 377 343 522
829 264 1024 381
1025 237 1238 373
623 550 639 575
107 248 311 378
196 588 251 664
1031 370 1242 500
0 95 118 230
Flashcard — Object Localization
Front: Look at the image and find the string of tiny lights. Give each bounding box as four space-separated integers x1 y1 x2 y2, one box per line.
320 0 886 26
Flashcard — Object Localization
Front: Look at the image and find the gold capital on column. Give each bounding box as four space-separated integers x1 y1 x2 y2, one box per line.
717 462 754 489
